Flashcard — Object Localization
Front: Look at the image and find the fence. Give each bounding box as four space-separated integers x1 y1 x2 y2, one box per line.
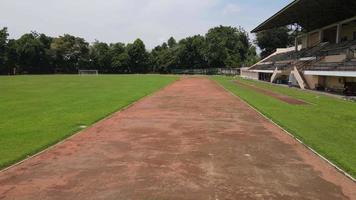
170 68 240 76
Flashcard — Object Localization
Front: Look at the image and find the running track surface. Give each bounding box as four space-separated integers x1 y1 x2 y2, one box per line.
0 77 355 200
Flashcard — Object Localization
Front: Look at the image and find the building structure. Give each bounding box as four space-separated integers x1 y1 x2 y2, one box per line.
242 0 356 95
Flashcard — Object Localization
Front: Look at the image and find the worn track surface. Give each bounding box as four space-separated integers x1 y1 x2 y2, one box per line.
235 80 308 105
0 77 355 200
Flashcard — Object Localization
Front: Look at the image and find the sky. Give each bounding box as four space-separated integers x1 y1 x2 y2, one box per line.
0 0 292 48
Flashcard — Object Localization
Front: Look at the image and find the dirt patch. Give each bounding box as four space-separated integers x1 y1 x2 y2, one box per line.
235 80 309 105
0 77 354 200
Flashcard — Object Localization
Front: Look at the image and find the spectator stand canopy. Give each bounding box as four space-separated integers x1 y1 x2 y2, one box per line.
252 0 356 33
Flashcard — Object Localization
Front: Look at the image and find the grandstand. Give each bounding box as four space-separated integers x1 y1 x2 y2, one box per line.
242 0 356 95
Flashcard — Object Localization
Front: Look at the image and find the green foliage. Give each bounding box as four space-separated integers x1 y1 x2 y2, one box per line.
151 26 258 72
109 43 129 73
0 26 258 74
176 35 207 69
3 39 17 74
167 37 177 48
127 39 150 73
51 34 90 72
244 46 259 67
256 27 294 58
205 26 250 68
213 76 356 178
0 28 9 74
0 27 8 67
90 41 111 72
0 75 177 169
151 42 176 73
15 33 44 72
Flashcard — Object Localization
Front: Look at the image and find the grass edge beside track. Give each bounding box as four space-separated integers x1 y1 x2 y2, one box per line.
212 76 356 181
0 75 179 171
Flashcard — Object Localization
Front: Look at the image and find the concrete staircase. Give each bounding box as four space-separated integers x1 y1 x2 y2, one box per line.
291 67 308 90
290 56 326 89
270 68 280 83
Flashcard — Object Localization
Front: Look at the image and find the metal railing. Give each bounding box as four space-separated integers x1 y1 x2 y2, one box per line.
303 62 356 71
170 68 240 76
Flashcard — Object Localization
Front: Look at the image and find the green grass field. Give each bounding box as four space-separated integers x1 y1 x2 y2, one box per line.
0 75 177 169
213 76 356 178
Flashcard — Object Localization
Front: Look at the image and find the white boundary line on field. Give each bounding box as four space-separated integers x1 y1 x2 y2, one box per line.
214 79 356 183
0 77 180 174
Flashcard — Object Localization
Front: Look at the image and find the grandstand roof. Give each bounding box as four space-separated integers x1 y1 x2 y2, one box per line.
252 0 356 33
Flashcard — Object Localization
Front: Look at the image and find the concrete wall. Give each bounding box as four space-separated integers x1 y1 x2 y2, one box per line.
325 76 345 90
341 23 356 41
321 54 347 62
299 32 321 49
300 35 308 49
296 18 356 50
304 74 319 89
345 77 356 82
303 75 356 91
308 32 320 47
241 69 259 80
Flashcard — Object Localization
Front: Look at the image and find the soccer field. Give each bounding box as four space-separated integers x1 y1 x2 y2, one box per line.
0 75 177 169
213 76 356 178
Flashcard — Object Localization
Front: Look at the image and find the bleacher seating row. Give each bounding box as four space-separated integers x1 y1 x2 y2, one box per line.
252 62 292 71
320 40 356 56
303 61 356 71
251 40 356 71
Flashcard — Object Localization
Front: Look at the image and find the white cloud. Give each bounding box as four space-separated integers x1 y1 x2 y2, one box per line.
0 0 292 49
0 0 220 48
222 3 242 16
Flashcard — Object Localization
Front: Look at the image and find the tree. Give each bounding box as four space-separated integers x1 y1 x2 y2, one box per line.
0 25 258 74
51 34 89 73
4 39 18 74
90 41 111 72
150 37 179 73
14 32 51 73
244 46 259 67
126 39 150 73
256 27 293 58
109 42 129 73
0 27 9 73
176 35 206 69
37 33 53 72
167 37 177 48
205 26 250 68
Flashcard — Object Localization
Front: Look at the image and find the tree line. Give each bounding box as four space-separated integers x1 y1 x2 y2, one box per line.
0 26 259 75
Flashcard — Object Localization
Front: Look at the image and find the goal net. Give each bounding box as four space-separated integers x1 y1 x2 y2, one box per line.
78 70 99 76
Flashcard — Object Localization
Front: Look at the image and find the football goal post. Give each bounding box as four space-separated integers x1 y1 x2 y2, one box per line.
78 70 99 76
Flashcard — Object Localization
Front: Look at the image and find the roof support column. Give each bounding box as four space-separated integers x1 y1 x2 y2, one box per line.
293 24 300 51
319 30 324 43
295 37 298 51
336 23 342 44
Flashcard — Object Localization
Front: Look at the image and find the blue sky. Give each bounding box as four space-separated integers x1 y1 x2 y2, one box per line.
0 0 292 48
